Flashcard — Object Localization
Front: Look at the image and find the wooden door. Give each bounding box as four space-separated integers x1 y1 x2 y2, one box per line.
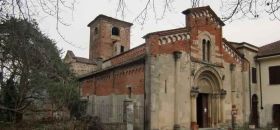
251 95 259 127
197 94 209 128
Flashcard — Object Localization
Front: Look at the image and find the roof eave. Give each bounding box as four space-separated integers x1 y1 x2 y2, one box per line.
256 53 280 59
78 55 145 81
87 14 133 27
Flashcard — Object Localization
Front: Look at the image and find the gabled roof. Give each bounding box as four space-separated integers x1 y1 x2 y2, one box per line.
66 50 75 57
143 27 189 38
87 14 133 27
182 6 225 26
65 50 96 65
75 57 96 64
257 40 280 58
223 38 259 52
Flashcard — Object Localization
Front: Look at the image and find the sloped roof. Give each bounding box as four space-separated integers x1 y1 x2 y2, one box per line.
65 50 96 65
182 6 225 26
143 27 189 38
257 40 280 58
66 50 75 57
87 14 133 27
223 38 259 52
75 57 96 64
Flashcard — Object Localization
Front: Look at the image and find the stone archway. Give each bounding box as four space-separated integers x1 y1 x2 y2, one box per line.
191 67 224 129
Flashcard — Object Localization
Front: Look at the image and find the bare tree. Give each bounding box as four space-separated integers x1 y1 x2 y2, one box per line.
0 0 76 44
115 0 280 25
116 0 175 26
221 0 280 21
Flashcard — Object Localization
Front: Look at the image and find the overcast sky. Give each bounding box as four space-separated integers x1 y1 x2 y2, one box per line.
38 0 280 59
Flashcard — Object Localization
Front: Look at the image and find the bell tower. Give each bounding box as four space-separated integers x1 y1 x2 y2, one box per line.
182 6 225 63
87 15 133 61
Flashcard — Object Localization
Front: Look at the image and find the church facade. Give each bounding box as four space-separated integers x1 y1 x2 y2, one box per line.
64 6 280 130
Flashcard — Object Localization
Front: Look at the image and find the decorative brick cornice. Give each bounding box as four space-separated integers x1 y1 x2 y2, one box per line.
222 42 243 64
182 6 225 26
158 32 190 45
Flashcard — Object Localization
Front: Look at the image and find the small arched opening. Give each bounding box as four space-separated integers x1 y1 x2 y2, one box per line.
202 39 211 62
94 27 98 34
112 27 120 36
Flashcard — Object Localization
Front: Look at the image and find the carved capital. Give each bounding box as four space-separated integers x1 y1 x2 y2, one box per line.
190 86 199 98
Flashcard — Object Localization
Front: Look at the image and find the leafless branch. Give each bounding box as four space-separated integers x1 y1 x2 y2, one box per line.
115 0 280 26
0 0 77 45
116 0 127 18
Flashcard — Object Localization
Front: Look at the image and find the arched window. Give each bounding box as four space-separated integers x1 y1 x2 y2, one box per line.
207 40 211 61
112 27 120 36
94 27 98 34
202 39 211 62
202 39 206 61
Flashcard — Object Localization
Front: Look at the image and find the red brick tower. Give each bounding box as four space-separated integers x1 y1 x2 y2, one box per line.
87 15 133 61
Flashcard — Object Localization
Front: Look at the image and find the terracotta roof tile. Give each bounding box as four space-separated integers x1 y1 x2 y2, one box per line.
65 50 96 65
257 40 280 57
75 57 96 64
222 38 259 52
143 27 189 38
87 14 133 27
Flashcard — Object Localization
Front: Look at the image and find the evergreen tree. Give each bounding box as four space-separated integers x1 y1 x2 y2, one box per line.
0 17 79 122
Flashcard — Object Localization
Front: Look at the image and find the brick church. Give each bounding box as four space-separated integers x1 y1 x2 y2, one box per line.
64 6 280 130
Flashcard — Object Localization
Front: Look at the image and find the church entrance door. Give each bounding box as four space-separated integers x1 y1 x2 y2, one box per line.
197 93 209 128
193 69 223 128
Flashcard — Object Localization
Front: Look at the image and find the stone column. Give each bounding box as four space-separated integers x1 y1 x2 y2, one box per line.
221 98 224 122
217 94 221 124
190 87 199 130
173 51 182 129
211 94 214 127
230 64 236 130
191 97 197 123
213 94 216 127
230 64 236 106
215 94 219 126
124 99 134 130
220 89 227 123
208 95 212 127
191 97 198 130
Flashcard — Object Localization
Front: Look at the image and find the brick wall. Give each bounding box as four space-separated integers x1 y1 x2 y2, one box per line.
186 13 223 64
108 44 146 66
71 62 96 76
81 63 145 97
89 18 131 60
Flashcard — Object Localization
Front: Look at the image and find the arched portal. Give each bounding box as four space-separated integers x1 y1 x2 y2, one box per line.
192 67 224 128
